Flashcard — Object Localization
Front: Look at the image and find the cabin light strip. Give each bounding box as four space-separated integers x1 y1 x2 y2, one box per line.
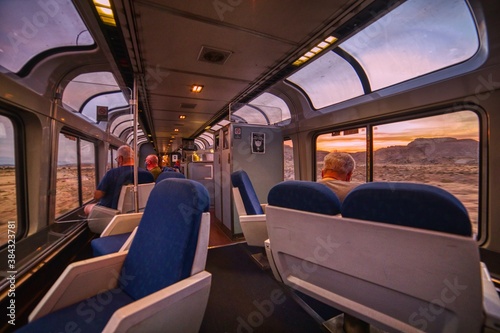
292 36 338 66
93 0 116 26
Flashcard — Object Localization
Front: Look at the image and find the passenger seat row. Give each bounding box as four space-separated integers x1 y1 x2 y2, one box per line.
232 170 499 333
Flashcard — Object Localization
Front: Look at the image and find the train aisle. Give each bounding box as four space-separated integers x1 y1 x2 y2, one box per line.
200 243 330 333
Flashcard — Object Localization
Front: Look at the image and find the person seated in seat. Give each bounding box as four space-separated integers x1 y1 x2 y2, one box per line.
318 151 363 203
84 145 146 214
145 154 162 181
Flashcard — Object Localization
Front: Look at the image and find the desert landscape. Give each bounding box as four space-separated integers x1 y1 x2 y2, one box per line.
0 137 480 244
0 166 95 244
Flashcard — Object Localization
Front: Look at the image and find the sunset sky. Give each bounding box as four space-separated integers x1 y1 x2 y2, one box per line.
316 110 479 153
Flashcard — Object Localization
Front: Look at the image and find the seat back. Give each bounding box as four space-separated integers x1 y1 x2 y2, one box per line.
265 181 483 332
268 180 341 215
109 168 155 209
156 170 186 183
231 170 263 215
120 178 210 300
117 182 155 213
341 182 472 236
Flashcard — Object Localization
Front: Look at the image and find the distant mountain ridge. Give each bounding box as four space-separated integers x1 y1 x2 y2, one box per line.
318 137 478 165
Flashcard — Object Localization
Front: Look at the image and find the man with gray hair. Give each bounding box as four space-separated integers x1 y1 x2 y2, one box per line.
318 151 362 203
84 145 140 215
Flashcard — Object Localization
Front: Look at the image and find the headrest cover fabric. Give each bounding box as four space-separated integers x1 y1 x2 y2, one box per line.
268 180 341 215
341 182 472 236
120 178 210 300
156 170 186 183
231 170 264 215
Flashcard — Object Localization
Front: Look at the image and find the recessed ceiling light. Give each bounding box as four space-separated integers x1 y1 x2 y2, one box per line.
191 84 204 93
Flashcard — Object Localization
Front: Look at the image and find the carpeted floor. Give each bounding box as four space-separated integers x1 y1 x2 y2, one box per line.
199 243 336 333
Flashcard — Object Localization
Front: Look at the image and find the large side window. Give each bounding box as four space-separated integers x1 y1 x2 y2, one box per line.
55 132 96 217
0 115 17 246
284 139 295 180
373 111 479 234
315 110 480 236
315 127 367 182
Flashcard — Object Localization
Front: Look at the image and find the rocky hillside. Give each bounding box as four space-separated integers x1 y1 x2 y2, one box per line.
318 137 478 165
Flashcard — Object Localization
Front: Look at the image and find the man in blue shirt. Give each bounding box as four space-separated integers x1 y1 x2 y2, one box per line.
84 145 137 214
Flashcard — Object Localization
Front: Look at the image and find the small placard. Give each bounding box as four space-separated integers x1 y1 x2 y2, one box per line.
96 106 108 121
234 126 242 139
251 132 265 154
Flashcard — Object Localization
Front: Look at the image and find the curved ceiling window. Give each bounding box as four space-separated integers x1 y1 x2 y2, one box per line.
230 93 291 125
341 0 478 91
286 0 479 110
197 132 214 149
63 72 123 113
81 92 128 123
111 114 135 138
287 52 364 109
110 113 146 147
0 0 94 73
126 130 147 147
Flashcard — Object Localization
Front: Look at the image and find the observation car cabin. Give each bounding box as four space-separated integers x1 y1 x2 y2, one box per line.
0 0 499 332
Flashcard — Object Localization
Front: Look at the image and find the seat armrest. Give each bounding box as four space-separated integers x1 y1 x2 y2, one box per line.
104 271 212 333
100 212 143 237
191 212 210 275
29 252 128 321
481 262 500 330
240 214 267 247
118 227 138 252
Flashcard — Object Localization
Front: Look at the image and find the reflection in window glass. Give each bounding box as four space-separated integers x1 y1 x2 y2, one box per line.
284 139 294 180
287 52 364 109
0 116 17 246
316 128 366 182
373 111 479 234
341 0 478 91
80 140 95 203
56 134 79 216
0 0 94 72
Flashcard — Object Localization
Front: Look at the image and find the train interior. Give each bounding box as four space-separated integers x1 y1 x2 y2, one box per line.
0 0 500 332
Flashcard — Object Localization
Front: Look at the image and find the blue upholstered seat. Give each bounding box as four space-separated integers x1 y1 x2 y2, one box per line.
341 182 472 236
268 180 341 215
91 232 131 256
18 179 211 333
231 170 263 215
156 170 186 183
265 181 496 333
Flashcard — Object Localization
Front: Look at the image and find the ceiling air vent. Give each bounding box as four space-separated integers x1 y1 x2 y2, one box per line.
198 46 232 65
180 103 197 109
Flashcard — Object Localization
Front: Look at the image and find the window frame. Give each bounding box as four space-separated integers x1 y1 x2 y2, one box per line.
55 129 97 218
0 110 28 247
